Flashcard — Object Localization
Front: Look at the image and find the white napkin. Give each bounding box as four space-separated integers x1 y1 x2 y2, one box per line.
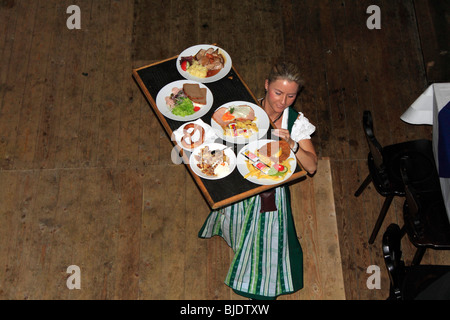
281 108 316 141
172 118 218 150
401 85 434 125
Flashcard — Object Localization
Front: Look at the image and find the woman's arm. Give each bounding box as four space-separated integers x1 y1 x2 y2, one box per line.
295 138 317 175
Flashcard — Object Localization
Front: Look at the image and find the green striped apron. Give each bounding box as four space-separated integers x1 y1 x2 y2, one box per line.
198 107 303 299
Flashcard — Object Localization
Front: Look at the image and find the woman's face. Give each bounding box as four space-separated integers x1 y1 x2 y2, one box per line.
264 78 299 114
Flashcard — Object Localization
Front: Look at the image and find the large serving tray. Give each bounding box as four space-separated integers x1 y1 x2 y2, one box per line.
133 54 307 209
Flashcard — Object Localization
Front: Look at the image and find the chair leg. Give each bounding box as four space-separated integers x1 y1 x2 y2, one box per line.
399 225 407 238
355 174 372 197
412 247 426 266
369 195 394 244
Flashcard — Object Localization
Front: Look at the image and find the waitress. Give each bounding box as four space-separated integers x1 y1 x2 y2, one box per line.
199 60 317 299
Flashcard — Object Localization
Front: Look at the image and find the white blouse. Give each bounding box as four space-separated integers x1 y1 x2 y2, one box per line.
280 108 316 141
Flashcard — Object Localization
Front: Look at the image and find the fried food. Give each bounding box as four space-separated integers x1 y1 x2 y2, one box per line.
243 140 293 181
194 146 229 176
257 140 291 165
244 157 293 181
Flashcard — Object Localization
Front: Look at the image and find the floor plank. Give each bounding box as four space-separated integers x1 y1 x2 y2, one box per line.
413 0 450 84
0 0 38 170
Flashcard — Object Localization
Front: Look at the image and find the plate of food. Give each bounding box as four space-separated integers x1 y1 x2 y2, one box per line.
236 139 297 185
173 119 217 152
155 80 213 121
189 143 236 180
211 101 270 144
176 44 232 83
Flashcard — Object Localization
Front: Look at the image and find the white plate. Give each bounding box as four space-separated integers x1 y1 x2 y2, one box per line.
176 44 232 83
174 121 213 152
236 139 297 185
189 143 236 180
211 101 270 144
155 80 213 121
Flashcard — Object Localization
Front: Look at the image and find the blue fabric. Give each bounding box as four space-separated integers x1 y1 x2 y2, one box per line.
438 101 450 177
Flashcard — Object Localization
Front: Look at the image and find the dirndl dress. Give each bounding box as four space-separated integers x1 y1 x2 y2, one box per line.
198 107 315 299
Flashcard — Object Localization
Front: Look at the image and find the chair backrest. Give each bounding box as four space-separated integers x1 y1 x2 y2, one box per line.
363 110 384 170
382 223 406 300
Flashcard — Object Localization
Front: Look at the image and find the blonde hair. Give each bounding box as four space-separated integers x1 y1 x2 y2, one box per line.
267 60 305 89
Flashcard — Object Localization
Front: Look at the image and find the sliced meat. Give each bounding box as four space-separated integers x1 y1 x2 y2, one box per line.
195 49 206 61
165 87 187 109
165 96 175 108
206 60 224 70
212 105 255 128
198 56 210 67
212 107 230 128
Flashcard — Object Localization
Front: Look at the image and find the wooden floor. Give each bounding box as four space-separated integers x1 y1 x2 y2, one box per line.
0 0 449 300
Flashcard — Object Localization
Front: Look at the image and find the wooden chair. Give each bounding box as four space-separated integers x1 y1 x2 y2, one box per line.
383 223 450 300
400 156 450 265
354 110 436 244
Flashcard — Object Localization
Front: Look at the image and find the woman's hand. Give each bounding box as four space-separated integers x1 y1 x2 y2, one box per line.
272 129 296 149
272 128 317 175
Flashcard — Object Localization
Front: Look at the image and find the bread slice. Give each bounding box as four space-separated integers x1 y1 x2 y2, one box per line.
183 83 207 105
